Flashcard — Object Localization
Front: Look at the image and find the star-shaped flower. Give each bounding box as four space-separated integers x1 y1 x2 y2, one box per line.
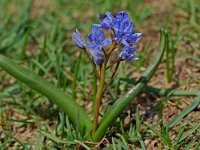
118 45 138 61
98 11 114 30
113 11 142 46
86 25 111 50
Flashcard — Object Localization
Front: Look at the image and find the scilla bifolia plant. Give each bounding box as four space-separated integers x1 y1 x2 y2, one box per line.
72 11 142 136
0 11 166 142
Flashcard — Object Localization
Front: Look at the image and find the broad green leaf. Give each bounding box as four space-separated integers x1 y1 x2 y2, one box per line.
93 29 166 141
0 54 92 135
120 78 200 97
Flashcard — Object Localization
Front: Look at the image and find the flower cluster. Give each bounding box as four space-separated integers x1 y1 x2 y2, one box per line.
72 11 142 64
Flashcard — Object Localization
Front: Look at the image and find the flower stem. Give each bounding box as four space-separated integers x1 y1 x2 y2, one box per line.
83 48 100 79
102 59 121 95
92 73 97 113
92 62 106 136
92 41 117 136
102 48 107 58
108 41 116 55
106 58 120 69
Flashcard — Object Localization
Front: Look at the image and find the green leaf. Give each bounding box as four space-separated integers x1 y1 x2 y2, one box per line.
120 78 200 97
0 54 92 135
93 29 166 141
166 96 200 129
40 130 75 145
144 86 200 97
36 132 43 150
74 140 91 150
72 52 82 98
183 138 196 150
177 123 200 146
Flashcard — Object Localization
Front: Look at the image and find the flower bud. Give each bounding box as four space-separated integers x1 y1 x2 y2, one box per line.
72 29 86 49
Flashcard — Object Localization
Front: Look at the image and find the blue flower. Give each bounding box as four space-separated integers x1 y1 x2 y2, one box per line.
89 48 105 64
86 25 111 50
112 11 129 42
122 32 142 46
98 11 114 30
112 11 142 46
72 29 86 49
118 46 138 61
115 11 129 26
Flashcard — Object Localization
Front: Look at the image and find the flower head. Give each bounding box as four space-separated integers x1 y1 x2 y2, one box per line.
122 33 142 46
86 25 111 50
112 11 142 46
89 48 105 64
72 11 142 65
98 12 114 30
115 11 129 22
72 29 86 49
118 46 138 61
112 11 130 42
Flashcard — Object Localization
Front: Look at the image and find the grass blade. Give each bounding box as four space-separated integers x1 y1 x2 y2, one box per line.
74 140 91 150
183 138 196 150
144 86 200 97
137 132 146 150
40 130 75 145
36 132 43 150
136 107 146 150
165 31 176 83
120 78 200 96
112 137 117 150
165 32 171 82
178 123 200 146
166 96 200 129
72 52 82 98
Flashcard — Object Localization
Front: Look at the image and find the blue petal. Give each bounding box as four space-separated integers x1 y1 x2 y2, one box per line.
88 34 94 42
99 29 105 41
98 12 114 30
93 24 102 27
99 18 109 29
113 36 121 44
102 38 111 47
121 38 129 46
127 33 142 43
135 33 142 42
116 11 129 21
118 51 127 59
86 43 96 49
106 12 113 24
118 46 138 61
113 19 121 33
92 25 99 38
121 20 129 30
124 21 133 33
89 48 105 64
86 44 102 50
95 44 103 50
